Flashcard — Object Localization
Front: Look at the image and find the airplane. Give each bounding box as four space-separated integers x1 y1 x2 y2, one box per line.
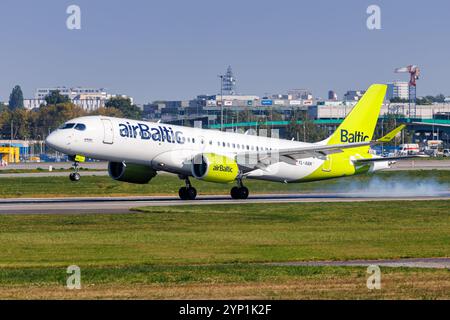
45 84 421 200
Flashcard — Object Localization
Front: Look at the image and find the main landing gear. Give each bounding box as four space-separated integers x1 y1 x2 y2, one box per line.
69 161 81 182
178 177 197 200
177 176 249 201
230 180 249 200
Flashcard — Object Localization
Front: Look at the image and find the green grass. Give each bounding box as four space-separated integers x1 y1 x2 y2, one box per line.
0 201 450 299
0 264 358 286
0 201 448 268
1 264 448 299
0 170 448 198
0 201 449 299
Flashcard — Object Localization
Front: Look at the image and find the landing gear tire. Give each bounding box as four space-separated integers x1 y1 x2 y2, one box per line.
69 160 81 182
231 186 249 200
69 172 81 182
239 186 249 199
179 187 197 200
178 176 197 200
231 186 239 199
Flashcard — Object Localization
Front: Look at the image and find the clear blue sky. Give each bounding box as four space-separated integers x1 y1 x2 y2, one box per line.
0 0 449 103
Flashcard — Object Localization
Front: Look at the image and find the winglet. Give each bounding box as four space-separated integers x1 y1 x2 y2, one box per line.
376 124 406 142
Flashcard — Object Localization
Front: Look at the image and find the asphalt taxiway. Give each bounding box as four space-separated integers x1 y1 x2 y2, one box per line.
269 257 450 269
1 192 450 214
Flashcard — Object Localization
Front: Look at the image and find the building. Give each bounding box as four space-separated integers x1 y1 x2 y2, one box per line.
386 81 410 101
143 87 318 125
71 95 107 112
287 89 313 100
23 99 45 109
34 87 107 100
328 90 338 100
216 95 260 107
24 87 133 111
313 102 450 120
0 140 32 164
343 90 365 101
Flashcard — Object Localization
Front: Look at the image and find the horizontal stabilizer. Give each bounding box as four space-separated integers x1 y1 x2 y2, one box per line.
376 125 406 142
410 122 450 128
353 154 428 163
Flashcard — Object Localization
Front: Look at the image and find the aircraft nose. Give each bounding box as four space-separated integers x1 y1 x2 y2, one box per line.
45 131 64 150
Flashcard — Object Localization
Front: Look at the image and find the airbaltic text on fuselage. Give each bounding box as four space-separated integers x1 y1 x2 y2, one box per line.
340 129 369 143
119 122 185 144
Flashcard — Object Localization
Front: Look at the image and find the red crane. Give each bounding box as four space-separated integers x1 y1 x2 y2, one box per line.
395 65 420 87
394 65 420 117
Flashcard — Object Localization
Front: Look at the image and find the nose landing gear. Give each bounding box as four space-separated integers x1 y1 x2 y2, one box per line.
69 161 81 182
68 155 86 182
178 176 197 200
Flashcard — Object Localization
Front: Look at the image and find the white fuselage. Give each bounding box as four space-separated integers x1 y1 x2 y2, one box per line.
45 116 386 183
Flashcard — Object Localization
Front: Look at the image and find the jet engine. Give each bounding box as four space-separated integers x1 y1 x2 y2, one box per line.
191 153 239 183
108 162 157 184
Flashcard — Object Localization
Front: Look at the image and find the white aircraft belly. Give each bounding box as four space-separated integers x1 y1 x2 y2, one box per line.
151 149 197 175
246 157 323 182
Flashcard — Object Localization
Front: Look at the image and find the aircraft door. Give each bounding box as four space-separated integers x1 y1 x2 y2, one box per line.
101 119 114 144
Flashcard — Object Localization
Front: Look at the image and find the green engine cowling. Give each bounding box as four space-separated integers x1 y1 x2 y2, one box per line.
191 153 239 183
108 162 157 184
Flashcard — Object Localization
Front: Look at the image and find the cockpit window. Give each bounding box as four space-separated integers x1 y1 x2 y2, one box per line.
74 123 86 131
59 123 76 129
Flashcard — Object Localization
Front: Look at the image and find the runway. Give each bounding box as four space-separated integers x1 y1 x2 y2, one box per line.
1 192 450 214
268 257 450 269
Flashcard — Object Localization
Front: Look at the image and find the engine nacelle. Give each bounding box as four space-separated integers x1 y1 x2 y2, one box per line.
108 162 157 184
191 153 239 183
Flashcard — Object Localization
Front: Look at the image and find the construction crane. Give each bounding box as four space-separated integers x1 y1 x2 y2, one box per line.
395 65 420 118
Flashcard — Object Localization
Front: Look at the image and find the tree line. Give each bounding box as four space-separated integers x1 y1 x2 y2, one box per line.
390 94 447 105
0 86 142 140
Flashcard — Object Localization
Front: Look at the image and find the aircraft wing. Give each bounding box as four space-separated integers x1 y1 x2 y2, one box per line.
236 141 371 169
276 141 371 159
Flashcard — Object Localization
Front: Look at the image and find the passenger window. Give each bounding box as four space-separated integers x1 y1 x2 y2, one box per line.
192 138 195 143
227 143 230 147
232 143 235 148
246 145 249 150
187 138 191 143
222 142 226 147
